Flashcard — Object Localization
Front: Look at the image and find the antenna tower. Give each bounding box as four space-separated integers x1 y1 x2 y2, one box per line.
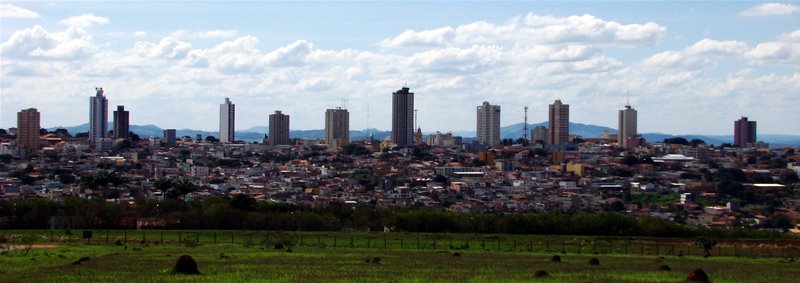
523 106 529 142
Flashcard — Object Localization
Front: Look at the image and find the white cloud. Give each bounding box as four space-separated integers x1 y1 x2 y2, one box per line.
59 14 110 28
740 3 800 17
747 29 800 64
134 31 148 37
379 27 455 48
0 25 102 59
380 13 666 48
0 4 40 18
134 37 193 59
642 38 748 69
170 29 238 39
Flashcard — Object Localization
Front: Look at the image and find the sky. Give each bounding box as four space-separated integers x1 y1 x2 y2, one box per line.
1 1 799 135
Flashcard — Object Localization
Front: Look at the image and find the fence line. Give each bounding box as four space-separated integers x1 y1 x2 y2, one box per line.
1 230 798 259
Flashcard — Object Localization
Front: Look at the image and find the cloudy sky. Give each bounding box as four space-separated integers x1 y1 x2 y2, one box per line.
1 1 798 135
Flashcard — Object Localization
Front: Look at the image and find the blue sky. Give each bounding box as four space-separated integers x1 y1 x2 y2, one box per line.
1 1 798 135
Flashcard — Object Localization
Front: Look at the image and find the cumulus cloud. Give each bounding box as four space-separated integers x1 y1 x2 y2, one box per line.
134 37 193 59
380 13 666 48
0 3 40 18
170 29 238 39
740 3 799 16
642 38 749 69
747 29 800 64
59 14 110 28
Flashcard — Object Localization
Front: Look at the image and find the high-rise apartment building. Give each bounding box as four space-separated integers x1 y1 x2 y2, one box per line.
618 103 637 148
531 126 548 143
89 87 108 142
163 129 176 147
219 98 235 143
547 99 569 145
16 108 40 151
734 117 757 147
269 111 290 145
476 101 501 146
325 108 349 149
113 105 129 139
391 87 414 147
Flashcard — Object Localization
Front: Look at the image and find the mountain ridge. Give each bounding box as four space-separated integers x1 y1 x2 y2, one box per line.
46 122 800 146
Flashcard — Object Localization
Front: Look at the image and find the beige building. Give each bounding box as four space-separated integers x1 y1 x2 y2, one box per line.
269 110 290 145
618 103 638 148
477 101 501 147
547 99 569 145
325 108 350 149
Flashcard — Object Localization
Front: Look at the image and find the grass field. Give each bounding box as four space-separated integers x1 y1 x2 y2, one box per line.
3 230 800 258
1 239 799 282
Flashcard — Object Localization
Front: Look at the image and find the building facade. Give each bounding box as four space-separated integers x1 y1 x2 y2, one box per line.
734 117 757 147
89 87 108 142
269 110 290 145
16 108 40 151
547 99 569 145
476 101 501 146
113 105 130 139
219 98 235 143
325 108 349 149
618 103 637 148
163 129 176 147
391 86 414 147
531 126 548 144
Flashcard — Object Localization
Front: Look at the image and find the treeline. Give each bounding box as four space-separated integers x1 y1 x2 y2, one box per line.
0 197 785 239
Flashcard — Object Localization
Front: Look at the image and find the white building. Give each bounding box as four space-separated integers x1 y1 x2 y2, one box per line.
89 87 108 142
219 98 235 143
476 101 500 146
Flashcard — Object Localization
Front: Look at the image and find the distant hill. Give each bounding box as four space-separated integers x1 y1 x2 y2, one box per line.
46 123 800 146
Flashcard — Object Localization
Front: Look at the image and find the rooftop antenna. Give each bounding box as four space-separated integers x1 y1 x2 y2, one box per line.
523 106 529 142
625 91 630 107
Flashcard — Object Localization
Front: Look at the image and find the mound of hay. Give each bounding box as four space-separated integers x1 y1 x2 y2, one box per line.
173 255 200 275
588 257 600 265
658 265 671 271
534 270 548 278
452 252 461 257
550 255 561 262
686 268 709 282
274 244 284 250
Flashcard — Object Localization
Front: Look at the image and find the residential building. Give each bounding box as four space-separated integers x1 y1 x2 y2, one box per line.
548 99 569 145
476 101 500 147
532 126 548 144
163 129 176 147
89 87 108 142
391 86 414 147
618 103 637 148
734 117 756 147
16 108 40 151
325 108 349 149
269 110 290 145
113 105 129 139
219 98 235 143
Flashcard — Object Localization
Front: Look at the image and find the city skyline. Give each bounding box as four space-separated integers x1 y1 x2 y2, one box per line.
1 2 799 135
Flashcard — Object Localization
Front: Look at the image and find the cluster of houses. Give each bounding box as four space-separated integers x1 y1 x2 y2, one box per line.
1 130 799 232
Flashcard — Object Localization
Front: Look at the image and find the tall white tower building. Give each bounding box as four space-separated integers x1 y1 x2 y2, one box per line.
89 87 108 142
476 101 501 146
219 98 235 143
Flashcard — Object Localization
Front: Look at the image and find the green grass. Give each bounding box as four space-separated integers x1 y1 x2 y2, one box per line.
3 230 799 258
1 242 799 282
